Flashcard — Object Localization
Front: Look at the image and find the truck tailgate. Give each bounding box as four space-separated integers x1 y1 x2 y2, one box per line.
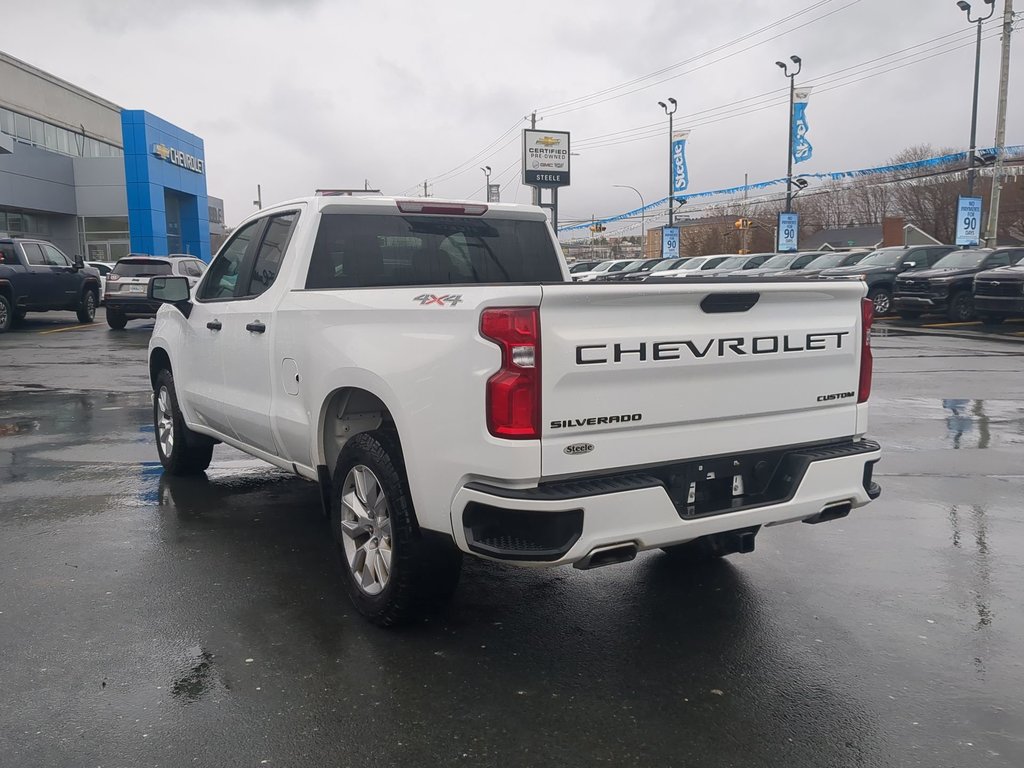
539 280 866 477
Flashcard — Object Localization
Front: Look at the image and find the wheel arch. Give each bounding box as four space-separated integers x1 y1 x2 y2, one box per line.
149 347 172 389
318 386 403 474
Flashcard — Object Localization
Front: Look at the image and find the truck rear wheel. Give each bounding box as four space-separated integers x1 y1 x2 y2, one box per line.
154 369 214 475
331 431 461 627
868 287 892 316
76 289 97 323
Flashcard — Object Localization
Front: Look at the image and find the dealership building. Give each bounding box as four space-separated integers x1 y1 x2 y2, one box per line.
0 50 225 262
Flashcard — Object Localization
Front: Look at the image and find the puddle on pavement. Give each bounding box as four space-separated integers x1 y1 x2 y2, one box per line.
871 397 1024 451
171 645 228 705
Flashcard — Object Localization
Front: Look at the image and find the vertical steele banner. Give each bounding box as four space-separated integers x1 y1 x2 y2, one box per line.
792 88 813 164
671 129 690 194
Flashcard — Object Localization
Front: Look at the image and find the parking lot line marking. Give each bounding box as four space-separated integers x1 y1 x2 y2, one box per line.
37 323 98 335
921 321 982 328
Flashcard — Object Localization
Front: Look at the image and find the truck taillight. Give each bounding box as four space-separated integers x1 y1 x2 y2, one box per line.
858 297 873 403
480 307 540 439
107 273 120 282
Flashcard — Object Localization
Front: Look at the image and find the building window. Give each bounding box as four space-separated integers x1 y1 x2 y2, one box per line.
0 106 122 158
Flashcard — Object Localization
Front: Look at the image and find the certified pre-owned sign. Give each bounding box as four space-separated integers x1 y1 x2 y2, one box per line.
522 130 570 187
152 143 204 174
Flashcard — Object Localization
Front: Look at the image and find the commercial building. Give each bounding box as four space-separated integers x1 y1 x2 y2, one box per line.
0 50 222 261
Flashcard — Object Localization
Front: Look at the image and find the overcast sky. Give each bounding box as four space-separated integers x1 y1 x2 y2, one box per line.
4 0 1019 234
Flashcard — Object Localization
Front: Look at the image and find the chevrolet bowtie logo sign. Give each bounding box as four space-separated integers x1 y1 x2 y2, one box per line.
152 143 204 174
536 136 561 147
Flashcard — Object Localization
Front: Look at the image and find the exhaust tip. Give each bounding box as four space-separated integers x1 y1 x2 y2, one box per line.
804 501 852 525
574 542 638 570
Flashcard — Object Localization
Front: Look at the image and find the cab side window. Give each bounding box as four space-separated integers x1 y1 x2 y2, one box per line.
42 245 70 267
792 254 816 269
246 212 298 297
21 243 46 266
0 244 16 265
197 220 262 301
985 252 1011 268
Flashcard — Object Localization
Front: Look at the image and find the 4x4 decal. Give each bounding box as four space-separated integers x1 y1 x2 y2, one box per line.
414 294 463 307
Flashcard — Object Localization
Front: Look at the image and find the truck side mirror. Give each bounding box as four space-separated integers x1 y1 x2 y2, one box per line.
149 275 192 317
73 254 85 270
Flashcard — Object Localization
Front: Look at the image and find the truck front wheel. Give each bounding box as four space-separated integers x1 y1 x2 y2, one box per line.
154 369 214 475
0 294 13 333
76 289 97 323
331 431 461 627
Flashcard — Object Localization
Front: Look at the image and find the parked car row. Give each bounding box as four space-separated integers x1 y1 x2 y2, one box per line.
566 245 1024 323
0 235 207 332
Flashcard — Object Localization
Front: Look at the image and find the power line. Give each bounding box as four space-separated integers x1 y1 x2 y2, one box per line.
573 28 1004 152
537 0 862 119
535 0 838 113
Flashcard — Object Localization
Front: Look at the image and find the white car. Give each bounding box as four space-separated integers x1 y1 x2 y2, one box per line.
85 261 114 303
572 258 636 281
147 194 880 626
654 254 735 276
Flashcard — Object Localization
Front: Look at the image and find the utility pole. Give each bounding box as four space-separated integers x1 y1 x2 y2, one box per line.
984 0 1014 246
529 111 540 206
422 180 430 198
658 99 678 226
253 184 262 210
741 172 750 253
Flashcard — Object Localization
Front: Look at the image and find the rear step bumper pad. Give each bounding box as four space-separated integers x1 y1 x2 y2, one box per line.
453 439 881 565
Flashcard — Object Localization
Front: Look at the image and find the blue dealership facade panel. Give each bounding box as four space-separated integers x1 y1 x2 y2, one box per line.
121 110 210 260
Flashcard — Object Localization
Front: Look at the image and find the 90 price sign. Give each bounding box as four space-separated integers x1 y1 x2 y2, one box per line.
777 212 799 252
956 196 983 246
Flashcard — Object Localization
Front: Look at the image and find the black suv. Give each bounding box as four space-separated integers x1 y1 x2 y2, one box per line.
0 237 101 332
819 245 955 317
972 247 1024 324
894 248 1024 322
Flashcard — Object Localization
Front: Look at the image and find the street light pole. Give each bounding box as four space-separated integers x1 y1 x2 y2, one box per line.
775 55 802 213
658 98 678 226
957 0 995 197
481 166 491 201
612 184 645 247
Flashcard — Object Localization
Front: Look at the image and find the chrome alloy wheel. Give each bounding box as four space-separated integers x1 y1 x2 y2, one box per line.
157 386 174 457
340 465 393 596
872 291 891 316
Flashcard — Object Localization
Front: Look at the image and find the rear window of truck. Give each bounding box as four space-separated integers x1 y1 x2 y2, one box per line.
113 260 172 277
0 243 16 265
305 214 563 289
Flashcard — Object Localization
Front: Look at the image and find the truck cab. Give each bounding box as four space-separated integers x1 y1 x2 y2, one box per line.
0 237 100 331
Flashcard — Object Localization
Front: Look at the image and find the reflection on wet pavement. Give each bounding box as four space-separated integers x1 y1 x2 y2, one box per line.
1 330 1024 767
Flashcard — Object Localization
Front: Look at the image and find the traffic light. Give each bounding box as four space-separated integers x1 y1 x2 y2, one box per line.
734 218 753 230
589 224 606 233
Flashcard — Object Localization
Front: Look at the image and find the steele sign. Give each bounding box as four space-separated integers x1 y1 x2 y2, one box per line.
522 130 570 187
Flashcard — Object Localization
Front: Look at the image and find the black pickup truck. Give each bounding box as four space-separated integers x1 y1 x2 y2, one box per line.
0 237 101 332
893 247 1024 322
972 247 1024 324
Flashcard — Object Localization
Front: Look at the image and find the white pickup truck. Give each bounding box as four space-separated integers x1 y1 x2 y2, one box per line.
147 195 881 626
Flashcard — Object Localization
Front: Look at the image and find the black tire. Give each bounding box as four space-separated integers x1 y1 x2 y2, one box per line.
153 369 214 475
76 288 97 323
899 310 922 320
868 287 892 317
0 293 12 333
331 431 462 627
947 291 974 322
106 310 128 330
980 315 1005 326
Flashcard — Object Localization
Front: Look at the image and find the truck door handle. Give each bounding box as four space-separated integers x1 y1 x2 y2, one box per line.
206 320 222 331
246 321 267 334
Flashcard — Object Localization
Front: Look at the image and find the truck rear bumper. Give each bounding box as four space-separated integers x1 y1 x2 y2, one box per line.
450 439 881 566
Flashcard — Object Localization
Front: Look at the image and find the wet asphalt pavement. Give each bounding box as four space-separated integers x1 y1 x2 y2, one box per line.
1 311 1023 767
